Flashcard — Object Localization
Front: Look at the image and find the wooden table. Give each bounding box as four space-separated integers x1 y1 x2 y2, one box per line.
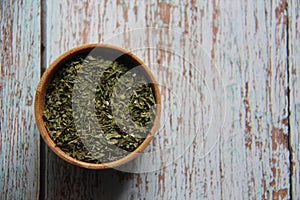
1 0 299 199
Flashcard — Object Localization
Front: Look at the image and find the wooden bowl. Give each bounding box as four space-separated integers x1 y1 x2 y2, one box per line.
34 44 161 169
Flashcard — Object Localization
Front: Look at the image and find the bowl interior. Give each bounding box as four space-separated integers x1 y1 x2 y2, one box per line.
35 44 161 169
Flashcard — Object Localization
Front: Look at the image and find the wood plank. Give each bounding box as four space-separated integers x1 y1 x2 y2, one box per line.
0 0 41 199
217 0 290 199
288 0 300 199
44 1 221 199
43 0 290 199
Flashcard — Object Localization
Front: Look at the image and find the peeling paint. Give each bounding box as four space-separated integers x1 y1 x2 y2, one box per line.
0 0 292 199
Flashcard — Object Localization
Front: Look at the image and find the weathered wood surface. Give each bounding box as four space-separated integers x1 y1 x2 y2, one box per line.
218 0 290 199
43 0 293 200
0 0 41 199
1 0 299 199
289 0 300 199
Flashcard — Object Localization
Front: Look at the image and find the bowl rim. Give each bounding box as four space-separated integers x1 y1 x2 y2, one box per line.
34 43 161 169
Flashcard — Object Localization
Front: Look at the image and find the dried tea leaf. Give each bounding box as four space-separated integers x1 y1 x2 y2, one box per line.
43 54 157 163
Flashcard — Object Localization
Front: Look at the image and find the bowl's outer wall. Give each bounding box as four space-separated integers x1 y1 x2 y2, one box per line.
34 43 161 169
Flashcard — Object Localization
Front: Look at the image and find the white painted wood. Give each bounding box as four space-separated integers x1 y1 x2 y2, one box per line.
288 0 300 199
0 0 295 199
216 0 290 199
43 0 291 199
0 0 41 199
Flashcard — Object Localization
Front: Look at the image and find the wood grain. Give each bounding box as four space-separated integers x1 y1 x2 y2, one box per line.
43 0 292 199
216 0 290 199
0 0 41 199
288 0 300 199
0 0 296 199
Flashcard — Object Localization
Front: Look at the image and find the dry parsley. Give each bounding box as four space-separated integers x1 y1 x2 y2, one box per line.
43 55 156 163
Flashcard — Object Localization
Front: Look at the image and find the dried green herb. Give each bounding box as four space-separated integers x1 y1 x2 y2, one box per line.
43 54 156 163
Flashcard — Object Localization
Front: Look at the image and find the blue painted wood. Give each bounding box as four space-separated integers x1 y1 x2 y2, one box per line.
0 0 41 199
